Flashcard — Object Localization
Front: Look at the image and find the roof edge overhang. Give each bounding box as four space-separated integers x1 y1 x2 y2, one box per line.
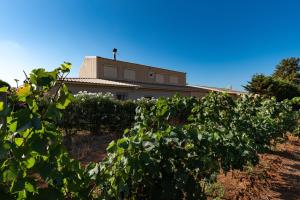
58 78 140 89
188 85 247 95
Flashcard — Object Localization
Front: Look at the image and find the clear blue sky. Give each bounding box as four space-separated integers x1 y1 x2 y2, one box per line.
1 0 300 90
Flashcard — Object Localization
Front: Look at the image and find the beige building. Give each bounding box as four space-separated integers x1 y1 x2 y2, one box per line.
64 56 244 99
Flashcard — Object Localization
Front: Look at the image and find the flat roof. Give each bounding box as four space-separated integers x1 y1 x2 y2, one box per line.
86 56 186 75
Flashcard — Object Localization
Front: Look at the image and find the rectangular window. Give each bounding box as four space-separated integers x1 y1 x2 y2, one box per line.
169 76 179 84
124 69 136 80
116 93 127 100
104 66 117 79
156 74 164 83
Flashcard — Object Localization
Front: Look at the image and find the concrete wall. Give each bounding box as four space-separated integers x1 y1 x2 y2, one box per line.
79 57 97 78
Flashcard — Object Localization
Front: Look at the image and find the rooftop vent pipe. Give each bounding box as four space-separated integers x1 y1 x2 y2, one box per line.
112 48 117 61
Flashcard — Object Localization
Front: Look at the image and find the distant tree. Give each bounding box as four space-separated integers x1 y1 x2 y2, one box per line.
268 79 300 101
244 58 300 101
244 74 271 95
244 74 300 101
272 57 300 84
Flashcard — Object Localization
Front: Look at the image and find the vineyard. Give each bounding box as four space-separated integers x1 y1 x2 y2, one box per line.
0 65 299 199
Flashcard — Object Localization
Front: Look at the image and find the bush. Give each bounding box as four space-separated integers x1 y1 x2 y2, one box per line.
96 92 298 199
60 91 137 135
61 93 197 137
99 127 207 199
0 64 96 199
133 95 197 131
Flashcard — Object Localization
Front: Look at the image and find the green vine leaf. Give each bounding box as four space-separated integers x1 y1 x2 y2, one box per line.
0 101 4 111
0 86 8 92
24 182 35 192
26 157 36 169
15 138 24 146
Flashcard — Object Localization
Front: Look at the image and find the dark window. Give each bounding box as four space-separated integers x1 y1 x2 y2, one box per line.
116 94 127 100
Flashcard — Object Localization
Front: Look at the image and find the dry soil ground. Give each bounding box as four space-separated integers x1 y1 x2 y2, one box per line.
217 134 300 200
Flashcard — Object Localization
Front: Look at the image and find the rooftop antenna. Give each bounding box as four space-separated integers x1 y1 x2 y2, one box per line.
112 48 118 61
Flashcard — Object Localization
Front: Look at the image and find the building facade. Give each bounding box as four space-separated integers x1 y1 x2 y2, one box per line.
64 56 244 99
79 56 186 86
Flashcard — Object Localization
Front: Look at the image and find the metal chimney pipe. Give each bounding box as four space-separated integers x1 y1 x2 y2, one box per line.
112 48 117 61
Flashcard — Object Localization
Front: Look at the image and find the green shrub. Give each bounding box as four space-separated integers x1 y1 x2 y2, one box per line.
60 92 137 135
0 63 96 199
99 126 207 199
133 95 197 131
96 92 298 199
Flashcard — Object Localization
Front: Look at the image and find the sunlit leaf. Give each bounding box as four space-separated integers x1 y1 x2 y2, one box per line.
107 141 116 153
61 62 72 73
0 86 8 92
26 157 35 169
117 137 129 149
24 182 35 192
17 190 27 199
15 138 24 146
0 101 4 111
16 84 31 101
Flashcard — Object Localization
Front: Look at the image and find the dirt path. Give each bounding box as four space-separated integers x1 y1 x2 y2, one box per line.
217 135 300 200
268 135 300 199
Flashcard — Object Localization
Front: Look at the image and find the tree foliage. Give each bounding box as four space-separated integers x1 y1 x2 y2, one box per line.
244 57 300 101
244 74 300 101
273 57 300 84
